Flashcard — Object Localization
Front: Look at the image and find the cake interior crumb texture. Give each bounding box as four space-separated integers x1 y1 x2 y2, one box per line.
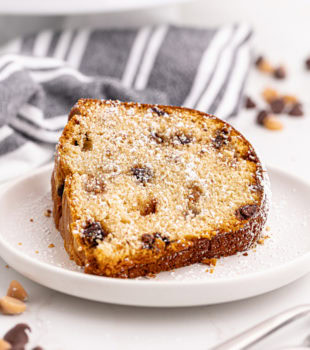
52 99 269 278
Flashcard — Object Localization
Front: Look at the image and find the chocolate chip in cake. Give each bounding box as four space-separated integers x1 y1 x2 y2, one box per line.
4 324 30 350
140 198 157 216
185 184 203 218
141 234 155 249
175 133 192 145
256 110 269 126
187 206 201 217
150 131 164 144
273 66 286 79
82 222 108 247
57 183 64 197
288 103 304 117
243 149 258 163
305 58 310 70
154 233 170 246
237 204 258 220
151 106 166 116
269 98 285 114
250 182 264 193
82 133 93 152
212 128 230 149
244 96 256 109
188 184 203 203
131 166 153 185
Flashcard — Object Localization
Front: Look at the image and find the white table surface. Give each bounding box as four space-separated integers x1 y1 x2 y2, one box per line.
1 0 310 349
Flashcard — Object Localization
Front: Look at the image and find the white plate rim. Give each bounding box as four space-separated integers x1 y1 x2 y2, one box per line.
0 0 191 15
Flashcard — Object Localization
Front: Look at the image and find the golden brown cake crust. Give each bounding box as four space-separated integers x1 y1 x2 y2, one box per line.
51 99 270 278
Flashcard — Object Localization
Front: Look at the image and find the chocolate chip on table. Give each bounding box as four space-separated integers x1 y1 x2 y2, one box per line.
237 204 258 220
151 106 166 116
82 222 108 247
244 96 256 109
257 110 284 131
57 183 64 197
269 98 285 114
32 347 44 350
255 55 264 67
305 58 310 70
4 323 31 350
288 103 304 117
256 110 269 126
273 66 286 79
141 234 155 249
131 166 153 184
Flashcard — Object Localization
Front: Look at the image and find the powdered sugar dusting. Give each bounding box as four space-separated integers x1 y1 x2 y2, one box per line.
3 167 310 282
56 101 266 256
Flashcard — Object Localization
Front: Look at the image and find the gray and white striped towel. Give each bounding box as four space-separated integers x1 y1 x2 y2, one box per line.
0 23 252 182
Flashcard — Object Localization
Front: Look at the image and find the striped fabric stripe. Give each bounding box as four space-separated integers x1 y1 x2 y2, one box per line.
122 26 152 88
134 25 168 90
183 25 234 109
0 24 252 182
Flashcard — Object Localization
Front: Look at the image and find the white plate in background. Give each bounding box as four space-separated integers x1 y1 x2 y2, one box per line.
0 164 309 307
0 0 191 15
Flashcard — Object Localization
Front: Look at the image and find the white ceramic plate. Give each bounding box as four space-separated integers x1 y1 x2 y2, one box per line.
0 164 309 307
0 0 190 15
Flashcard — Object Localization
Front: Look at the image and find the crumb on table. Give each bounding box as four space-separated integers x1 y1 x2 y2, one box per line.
201 258 217 266
258 235 270 245
44 209 52 217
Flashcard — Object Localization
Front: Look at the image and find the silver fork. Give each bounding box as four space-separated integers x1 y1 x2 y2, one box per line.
210 305 310 350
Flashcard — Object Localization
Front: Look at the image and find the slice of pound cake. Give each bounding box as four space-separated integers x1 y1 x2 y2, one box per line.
52 99 270 278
